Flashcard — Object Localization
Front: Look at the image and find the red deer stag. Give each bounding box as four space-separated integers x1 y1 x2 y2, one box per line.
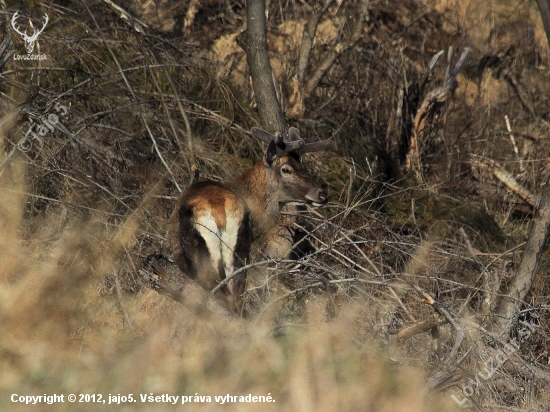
169 127 331 313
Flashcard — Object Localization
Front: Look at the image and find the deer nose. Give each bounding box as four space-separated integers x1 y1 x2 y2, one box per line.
317 188 328 204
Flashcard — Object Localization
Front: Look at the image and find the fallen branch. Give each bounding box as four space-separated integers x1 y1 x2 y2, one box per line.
396 313 447 341
410 283 465 365
471 154 538 208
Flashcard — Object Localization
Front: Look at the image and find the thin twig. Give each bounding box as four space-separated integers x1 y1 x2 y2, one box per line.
148 41 196 183
114 272 136 331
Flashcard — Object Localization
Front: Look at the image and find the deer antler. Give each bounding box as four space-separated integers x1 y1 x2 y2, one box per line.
250 127 332 155
35 13 49 38
11 11 27 38
11 12 48 40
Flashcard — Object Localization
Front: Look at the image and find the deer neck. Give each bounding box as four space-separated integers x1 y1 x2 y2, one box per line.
231 162 281 238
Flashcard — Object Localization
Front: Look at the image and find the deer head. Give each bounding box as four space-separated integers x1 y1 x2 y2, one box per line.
11 11 49 54
250 127 332 206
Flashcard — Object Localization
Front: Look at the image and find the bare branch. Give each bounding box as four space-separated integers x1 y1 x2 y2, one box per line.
304 0 370 100
471 154 538 208
410 283 465 365
0 35 14 71
103 0 149 32
396 314 447 341
296 0 333 85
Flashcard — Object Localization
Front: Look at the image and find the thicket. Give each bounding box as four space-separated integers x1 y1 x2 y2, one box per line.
1 0 550 410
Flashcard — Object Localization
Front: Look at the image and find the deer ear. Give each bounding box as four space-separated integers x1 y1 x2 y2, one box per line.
264 140 278 167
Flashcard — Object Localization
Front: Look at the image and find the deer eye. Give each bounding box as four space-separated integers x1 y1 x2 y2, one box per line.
281 166 293 175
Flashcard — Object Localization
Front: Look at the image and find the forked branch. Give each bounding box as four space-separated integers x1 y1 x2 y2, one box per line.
304 0 370 99
296 0 334 85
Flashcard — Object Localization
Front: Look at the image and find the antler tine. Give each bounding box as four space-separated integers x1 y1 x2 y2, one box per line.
250 127 288 156
283 140 305 151
285 129 328 154
37 13 49 35
283 127 307 151
288 127 300 141
11 11 27 37
274 134 284 145
250 127 277 144
294 140 332 155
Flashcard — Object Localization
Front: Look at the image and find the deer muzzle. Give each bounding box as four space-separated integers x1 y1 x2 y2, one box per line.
305 187 328 206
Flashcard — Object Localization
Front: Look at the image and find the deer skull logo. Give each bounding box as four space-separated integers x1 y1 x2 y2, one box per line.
11 11 49 54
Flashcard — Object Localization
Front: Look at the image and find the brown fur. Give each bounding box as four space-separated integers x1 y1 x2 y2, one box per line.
187 185 231 231
170 140 328 314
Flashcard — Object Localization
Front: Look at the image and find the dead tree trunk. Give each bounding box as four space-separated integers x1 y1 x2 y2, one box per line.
404 47 469 182
492 177 550 337
244 0 287 134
